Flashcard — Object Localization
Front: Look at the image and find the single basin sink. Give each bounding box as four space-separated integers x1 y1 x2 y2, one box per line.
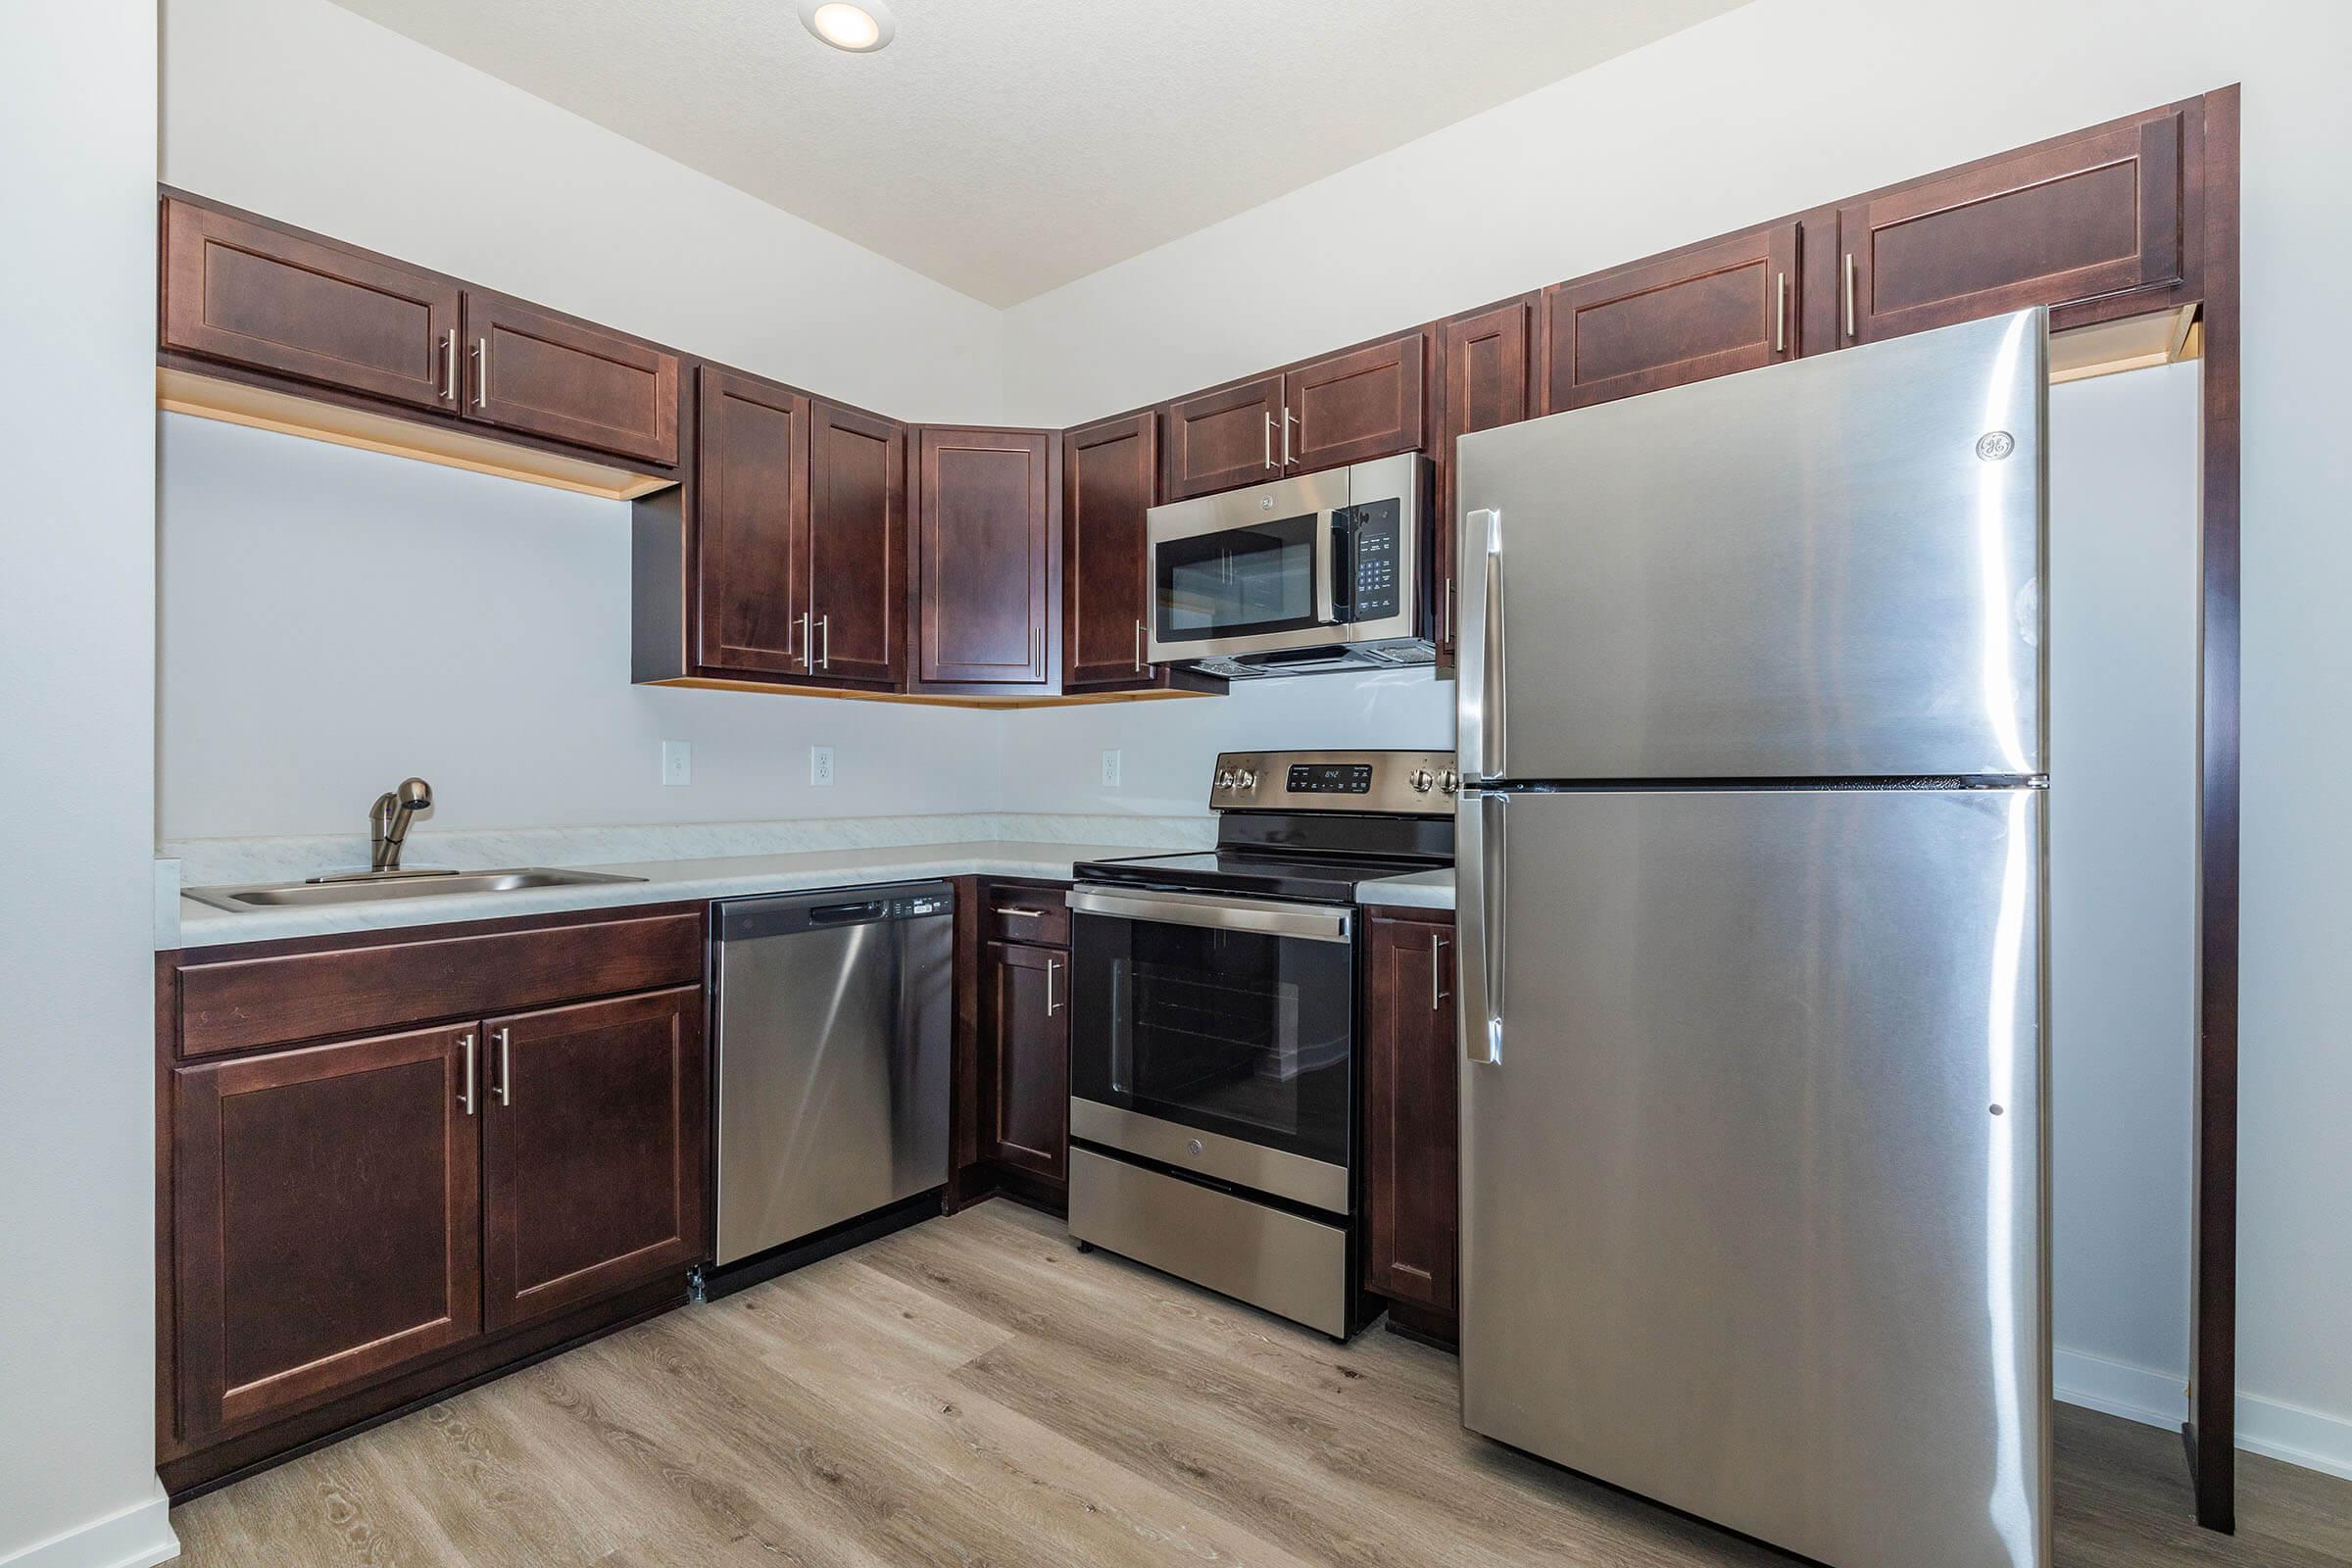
183 867 646 912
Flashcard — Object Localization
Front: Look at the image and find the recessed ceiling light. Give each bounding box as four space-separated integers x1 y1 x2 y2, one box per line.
800 0 894 53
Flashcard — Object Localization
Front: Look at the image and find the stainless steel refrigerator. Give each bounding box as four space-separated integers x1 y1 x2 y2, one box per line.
1454 309 2050 1568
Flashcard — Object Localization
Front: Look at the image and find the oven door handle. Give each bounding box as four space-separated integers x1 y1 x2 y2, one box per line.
1066 885 1353 944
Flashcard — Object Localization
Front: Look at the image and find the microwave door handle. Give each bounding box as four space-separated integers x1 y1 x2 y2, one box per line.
1312 510 1339 627
1328 509 1358 626
1457 509 1505 780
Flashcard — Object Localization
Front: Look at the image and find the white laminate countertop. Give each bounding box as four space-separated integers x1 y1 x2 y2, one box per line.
167 841 1164 950
1354 867 1456 911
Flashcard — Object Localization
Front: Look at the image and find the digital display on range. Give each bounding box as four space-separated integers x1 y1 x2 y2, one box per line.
1287 762 1374 794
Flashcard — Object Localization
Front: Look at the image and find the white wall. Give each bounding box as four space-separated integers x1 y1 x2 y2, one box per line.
2047 364 2200 1405
1002 0 2352 1470
160 414 1002 841
0 2 177 1566
162 0 1003 422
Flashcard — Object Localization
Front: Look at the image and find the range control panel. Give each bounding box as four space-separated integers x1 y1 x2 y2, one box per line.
1211 750 1459 815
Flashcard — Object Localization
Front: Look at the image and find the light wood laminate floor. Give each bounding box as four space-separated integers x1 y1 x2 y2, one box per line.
172 1200 2352 1567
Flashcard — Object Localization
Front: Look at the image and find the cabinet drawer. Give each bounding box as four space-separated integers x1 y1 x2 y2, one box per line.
983 885 1070 947
175 909 705 1058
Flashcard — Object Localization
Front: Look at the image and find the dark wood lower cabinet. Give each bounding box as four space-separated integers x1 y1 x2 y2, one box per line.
481 988 706 1332
1361 908 1458 1327
986 941 1070 1187
170 1024 482 1442
158 906 711 1495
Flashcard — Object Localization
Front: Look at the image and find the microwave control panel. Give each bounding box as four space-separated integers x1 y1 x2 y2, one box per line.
1336 500 1402 623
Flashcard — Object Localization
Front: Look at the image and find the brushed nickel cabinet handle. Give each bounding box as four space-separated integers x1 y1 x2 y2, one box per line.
819 612 831 670
1282 408 1296 466
471 337 489 407
491 1026 512 1106
1135 618 1147 674
1842 253 1856 340
440 329 458 401
998 906 1049 920
458 1032 476 1115
795 611 810 666
1431 935 1449 1011
1263 412 1276 470
1046 957 1061 1017
1443 577 1455 646
1774 271 1788 354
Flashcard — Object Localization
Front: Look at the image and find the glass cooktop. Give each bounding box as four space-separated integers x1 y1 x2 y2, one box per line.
1072 849 1443 905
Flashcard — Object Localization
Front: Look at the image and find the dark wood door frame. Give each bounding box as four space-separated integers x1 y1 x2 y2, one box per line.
2187 80 2240 1537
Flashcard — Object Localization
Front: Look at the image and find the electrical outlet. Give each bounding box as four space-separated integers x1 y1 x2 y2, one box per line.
810 746 835 787
661 740 692 787
1101 749 1123 788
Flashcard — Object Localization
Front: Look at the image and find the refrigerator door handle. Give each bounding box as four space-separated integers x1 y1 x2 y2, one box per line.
1458 790 1505 1065
1456 508 1505 781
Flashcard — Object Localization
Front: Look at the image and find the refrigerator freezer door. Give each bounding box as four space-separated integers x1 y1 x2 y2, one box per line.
1457 786 2048 1568
1456 309 2046 783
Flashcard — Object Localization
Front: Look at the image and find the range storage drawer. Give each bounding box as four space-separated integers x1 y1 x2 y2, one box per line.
1067 1147 1348 1337
173 908 705 1058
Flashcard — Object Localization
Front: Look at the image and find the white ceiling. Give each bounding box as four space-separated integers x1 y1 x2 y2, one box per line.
325 0 1747 308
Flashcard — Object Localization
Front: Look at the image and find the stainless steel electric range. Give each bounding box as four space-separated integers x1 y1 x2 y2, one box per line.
1063 749 1457 1339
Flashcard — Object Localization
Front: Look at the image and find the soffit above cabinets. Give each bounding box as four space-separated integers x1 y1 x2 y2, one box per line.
322 0 1749 307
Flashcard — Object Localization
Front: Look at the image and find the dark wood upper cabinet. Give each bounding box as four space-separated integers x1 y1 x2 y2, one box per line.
695 367 809 677
161 197 462 414
1061 412 1159 690
1836 106 2190 345
913 427 1056 689
480 987 706 1333
987 941 1070 1188
462 292 679 466
1361 910 1458 1318
1542 222 1799 414
1285 331 1426 472
171 1024 481 1441
1434 298 1535 662
808 402 908 686
1162 375 1284 501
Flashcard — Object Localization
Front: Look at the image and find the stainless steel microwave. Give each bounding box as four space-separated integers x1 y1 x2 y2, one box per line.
1145 453 1434 679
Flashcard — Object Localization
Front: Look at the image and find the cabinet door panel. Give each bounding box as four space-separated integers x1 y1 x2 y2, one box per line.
162 199 461 413
915 428 1054 687
1543 223 1798 413
1285 331 1426 471
989 942 1069 1185
1061 412 1158 690
809 403 908 685
1838 109 2187 344
1435 300 1534 662
172 1026 480 1439
696 367 809 676
1362 913 1457 1315
1162 375 1284 501
463 294 679 466
481 988 706 1331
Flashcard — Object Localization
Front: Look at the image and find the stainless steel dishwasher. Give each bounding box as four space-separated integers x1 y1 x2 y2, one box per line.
712 882 954 1266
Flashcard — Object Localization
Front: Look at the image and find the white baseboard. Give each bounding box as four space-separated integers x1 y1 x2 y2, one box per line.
2054 1347 2352 1484
0 1493 177 1568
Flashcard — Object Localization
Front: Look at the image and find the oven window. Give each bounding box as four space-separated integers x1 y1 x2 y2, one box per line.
1070 910 1352 1168
1154 514 1325 643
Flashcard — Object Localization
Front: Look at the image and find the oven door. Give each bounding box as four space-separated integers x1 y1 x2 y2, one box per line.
1066 885 1355 1213
1147 466 1347 663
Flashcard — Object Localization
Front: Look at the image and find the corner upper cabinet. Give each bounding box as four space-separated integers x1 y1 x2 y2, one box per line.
1062 411 1160 691
912 426 1058 691
1541 223 1799 414
1834 104 2194 346
1434 298 1535 663
462 293 679 466
161 197 463 413
695 367 810 676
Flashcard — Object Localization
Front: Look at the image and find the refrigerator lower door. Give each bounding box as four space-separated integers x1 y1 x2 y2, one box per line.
1455 308 2046 784
1458 786 2047 1568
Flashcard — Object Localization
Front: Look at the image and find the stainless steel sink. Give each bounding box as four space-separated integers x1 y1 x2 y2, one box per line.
183 867 646 912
